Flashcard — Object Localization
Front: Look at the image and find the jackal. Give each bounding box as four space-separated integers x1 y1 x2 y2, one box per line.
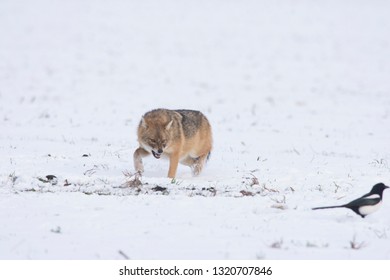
133 109 212 178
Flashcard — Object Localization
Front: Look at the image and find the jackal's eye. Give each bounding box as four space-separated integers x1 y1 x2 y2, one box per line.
148 138 156 144
162 140 167 147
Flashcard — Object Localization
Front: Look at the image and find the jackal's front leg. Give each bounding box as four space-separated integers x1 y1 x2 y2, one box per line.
168 153 180 178
133 147 150 174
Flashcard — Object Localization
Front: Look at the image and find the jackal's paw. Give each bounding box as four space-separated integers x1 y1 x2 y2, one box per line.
134 152 144 172
134 162 144 174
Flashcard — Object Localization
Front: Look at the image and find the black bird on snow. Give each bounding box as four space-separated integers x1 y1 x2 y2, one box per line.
312 183 389 218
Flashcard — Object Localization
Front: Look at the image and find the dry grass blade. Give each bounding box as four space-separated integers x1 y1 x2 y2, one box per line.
349 235 366 250
118 250 130 260
123 171 142 188
240 190 255 196
270 239 283 249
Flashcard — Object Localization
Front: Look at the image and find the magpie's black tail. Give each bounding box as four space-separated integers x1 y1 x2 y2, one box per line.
312 205 344 210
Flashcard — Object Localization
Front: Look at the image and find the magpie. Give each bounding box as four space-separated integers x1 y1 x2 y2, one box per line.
312 183 389 218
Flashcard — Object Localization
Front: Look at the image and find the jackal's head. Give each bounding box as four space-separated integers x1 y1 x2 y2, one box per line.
137 113 174 159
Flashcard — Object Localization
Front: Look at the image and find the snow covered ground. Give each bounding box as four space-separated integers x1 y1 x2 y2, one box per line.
1 0 390 259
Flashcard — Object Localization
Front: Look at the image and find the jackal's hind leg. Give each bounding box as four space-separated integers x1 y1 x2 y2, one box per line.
190 154 209 176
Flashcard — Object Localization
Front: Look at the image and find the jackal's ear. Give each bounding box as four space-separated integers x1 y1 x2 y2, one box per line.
165 119 173 130
140 117 148 129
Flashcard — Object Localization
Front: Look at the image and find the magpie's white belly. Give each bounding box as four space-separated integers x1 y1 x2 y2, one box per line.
359 201 382 216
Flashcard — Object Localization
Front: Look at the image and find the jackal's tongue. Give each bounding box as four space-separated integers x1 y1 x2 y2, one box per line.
152 150 161 159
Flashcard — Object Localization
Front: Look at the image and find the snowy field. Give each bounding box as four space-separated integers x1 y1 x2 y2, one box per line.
1 0 390 259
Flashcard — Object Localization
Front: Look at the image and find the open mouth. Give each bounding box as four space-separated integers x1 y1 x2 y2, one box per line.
152 150 162 159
